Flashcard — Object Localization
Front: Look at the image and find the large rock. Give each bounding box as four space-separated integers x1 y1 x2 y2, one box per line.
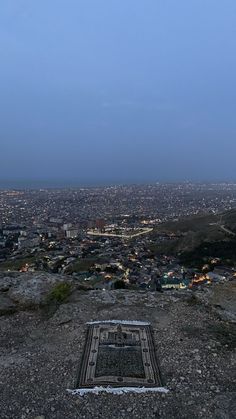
0 275 19 291
196 281 236 322
0 272 72 308
0 294 17 315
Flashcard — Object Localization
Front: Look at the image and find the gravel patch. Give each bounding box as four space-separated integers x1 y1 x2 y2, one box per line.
0 289 235 418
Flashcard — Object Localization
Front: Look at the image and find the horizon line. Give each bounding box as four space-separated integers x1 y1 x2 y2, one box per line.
0 179 236 190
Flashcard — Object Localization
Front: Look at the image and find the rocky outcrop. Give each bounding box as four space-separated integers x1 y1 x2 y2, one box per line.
0 280 235 419
0 272 74 309
0 294 17 315
195 281 236 323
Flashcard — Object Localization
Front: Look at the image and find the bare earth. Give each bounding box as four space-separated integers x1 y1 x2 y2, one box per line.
0 285 236 419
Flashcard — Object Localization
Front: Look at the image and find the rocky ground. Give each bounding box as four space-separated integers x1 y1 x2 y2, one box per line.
0 272 235 419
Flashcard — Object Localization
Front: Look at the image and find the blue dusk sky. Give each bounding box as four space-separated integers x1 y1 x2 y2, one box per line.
0 0 235 186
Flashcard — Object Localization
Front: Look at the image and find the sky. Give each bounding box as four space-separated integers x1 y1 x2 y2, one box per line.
0 0 236 186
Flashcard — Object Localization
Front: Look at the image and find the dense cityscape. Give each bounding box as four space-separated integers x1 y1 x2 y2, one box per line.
1 1 236 417
1 182 236 290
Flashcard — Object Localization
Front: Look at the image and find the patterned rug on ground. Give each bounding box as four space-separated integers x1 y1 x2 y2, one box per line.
76 321 162 389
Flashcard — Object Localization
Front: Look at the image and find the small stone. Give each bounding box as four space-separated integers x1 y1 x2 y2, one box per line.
197 370 202 374
51 407 55 412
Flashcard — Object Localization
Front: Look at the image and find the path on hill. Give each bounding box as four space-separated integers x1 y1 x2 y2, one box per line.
219 225 236 236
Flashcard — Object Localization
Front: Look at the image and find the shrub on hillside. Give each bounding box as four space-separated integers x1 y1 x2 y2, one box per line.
46 282 72 304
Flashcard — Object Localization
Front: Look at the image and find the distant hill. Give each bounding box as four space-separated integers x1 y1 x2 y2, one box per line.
221 209 236 233
155 212 218 234
151 209 236 266
155 209 236 236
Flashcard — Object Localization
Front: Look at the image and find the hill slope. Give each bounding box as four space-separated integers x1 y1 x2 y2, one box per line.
0 272 235 419
151 210 236 264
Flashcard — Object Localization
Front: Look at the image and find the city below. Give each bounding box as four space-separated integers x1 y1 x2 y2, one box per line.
1 182 236 290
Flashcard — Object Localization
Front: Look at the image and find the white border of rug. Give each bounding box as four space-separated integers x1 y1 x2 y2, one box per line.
68 386 169 396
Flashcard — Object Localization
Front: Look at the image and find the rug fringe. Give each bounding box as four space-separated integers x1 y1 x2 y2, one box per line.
87 320 150 326
67 386 169 396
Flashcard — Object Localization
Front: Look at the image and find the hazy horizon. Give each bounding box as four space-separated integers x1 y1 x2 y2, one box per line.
1 1 235 183
1 178 236 190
